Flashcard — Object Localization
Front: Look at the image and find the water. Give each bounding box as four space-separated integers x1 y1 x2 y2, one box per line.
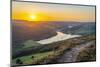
37 31 81 44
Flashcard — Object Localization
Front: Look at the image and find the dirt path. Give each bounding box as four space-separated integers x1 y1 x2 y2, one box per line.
56 41 94 63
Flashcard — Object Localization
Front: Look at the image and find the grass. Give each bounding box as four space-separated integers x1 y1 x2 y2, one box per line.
12 51 56 64
12 40 42 58
23 40 41 49
12 34 96 65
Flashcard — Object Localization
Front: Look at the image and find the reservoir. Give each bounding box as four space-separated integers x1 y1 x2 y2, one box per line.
37 31 81 44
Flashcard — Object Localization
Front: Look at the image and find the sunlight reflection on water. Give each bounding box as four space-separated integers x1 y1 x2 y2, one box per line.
37 31 81 44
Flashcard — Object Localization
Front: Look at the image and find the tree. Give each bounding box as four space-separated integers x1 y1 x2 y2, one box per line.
31 56 34 59
16 59 23 64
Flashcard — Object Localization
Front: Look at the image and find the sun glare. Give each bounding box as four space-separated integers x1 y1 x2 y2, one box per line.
29 15 37 21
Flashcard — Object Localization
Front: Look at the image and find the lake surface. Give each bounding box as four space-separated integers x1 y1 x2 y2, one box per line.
37 31 81 44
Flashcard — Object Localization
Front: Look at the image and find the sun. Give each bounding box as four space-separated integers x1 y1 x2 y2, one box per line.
29 15 37 21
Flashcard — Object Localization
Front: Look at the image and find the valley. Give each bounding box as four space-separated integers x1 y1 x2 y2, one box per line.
12 20 96 66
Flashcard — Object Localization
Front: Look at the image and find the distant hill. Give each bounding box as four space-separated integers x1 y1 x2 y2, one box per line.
58 22 96 35
12 20 57 46
73 23 95 35
35 22 95 36
12 21 95 51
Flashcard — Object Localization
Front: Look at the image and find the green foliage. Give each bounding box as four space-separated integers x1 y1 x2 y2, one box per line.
12 34 96 65
23 40 41 48
16 59 23 64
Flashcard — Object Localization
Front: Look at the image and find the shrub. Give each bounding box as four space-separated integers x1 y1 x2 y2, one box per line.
16 59 23 64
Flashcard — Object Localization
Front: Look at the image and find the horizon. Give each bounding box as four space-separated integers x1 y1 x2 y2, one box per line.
12 19 95 23
12 1 95 22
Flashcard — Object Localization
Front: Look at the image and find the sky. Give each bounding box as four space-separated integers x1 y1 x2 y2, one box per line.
12 1 95 22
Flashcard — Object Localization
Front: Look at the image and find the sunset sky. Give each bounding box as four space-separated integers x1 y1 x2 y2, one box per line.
12 1 95 22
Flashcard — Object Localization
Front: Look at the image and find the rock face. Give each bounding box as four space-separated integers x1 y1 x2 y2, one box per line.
12 20 57 45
